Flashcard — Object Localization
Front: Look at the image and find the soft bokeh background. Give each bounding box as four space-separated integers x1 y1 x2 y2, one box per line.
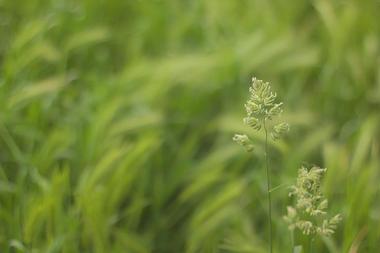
0 0 379 252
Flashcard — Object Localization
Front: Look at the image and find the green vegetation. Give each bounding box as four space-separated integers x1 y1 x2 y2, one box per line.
0 0 379 252
284 166 342 251
233 77 290 253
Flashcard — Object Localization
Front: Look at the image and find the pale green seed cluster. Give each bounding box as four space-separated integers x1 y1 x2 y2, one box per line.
271 122 290 141
233 77 289 151
284 166 342 236
244 77 283 125
232 134 254 152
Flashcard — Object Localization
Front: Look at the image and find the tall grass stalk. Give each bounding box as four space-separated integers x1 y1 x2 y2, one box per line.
233 78 289 252
264 120 272 253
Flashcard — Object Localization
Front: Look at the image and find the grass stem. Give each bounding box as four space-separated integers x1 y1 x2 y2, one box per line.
290 230 294 253
264 120 273 253
309 236 314 253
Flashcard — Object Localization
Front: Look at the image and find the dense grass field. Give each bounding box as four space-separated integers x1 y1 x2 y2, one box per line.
0 0 379 252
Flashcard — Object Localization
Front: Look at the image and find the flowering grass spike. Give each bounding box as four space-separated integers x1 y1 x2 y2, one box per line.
284 166 342 236
242 77 289 138
233 77 289 150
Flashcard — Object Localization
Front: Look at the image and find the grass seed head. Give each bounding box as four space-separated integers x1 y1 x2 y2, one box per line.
234 77 289 151
284 166 342 236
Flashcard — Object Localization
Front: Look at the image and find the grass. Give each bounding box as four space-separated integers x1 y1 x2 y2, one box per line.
0 0 379 252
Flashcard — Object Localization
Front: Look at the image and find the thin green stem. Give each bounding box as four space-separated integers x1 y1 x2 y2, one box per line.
309 236 314 253
264 120 272 253
290 230 294 253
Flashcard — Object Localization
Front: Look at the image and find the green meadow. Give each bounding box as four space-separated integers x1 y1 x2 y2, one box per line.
0 0 379 252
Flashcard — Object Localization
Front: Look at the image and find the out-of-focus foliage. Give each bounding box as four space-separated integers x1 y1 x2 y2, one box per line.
0 0 379 252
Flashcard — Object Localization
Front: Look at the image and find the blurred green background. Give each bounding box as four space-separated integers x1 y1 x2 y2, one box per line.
0 0 379 252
